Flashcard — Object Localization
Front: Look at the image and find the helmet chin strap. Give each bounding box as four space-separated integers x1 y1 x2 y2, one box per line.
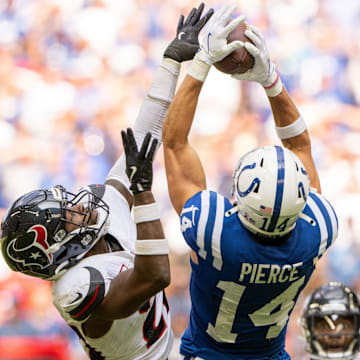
311 338 357 360
93 204 110 238
225 204 241 217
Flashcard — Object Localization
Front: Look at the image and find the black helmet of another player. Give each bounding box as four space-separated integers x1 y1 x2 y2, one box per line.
1 185 109 280
300 282 360 360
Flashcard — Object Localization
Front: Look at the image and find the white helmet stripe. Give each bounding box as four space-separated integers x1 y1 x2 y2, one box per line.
267 146 285 232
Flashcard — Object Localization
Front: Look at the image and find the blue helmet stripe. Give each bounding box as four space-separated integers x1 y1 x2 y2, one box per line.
267 146 285 232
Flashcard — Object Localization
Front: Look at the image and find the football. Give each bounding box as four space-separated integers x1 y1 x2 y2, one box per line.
214 22 255 75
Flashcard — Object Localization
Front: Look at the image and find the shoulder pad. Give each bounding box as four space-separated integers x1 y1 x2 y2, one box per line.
55 266 106 322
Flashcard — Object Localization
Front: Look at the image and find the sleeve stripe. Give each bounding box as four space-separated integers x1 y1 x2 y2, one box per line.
311 193 333 242
69 267 105 321
196 190 210 260
307 196 328 256
72 285 99 319
211 193 224 271
204 192 217 252
310 192 337 248
320 196 338 245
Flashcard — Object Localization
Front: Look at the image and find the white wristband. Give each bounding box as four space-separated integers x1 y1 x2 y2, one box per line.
264 71 283 97
276 116 307 140
133 203 160 224
188 58 211 82
135 239 169 255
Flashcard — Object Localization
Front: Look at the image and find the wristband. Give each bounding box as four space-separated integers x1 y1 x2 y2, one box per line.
135 239 169 255
133 202 160 224
188 58 211 82
264 71 283 97
276 116 307 140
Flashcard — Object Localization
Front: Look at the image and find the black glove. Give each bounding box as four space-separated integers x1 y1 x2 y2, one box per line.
164 3 214 63
121 129 158 195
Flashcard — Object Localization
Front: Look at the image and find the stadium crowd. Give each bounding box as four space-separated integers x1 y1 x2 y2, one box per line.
0 0 359 358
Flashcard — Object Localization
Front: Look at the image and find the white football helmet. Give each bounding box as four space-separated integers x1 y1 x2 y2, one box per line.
232 145 310 238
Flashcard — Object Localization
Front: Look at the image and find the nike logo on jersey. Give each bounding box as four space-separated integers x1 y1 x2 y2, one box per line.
178 31 186 40
70 292 83 304
129 166 137 181
207 32 212 52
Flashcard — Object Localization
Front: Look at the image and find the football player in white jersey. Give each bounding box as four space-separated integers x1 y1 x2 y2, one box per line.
300 282 360 360
0 4 214 359
163 4 337 360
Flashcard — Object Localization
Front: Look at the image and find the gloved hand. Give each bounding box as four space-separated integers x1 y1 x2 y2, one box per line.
231 25 282 96
121 129 158 195
195 4 245 66
164 3 214 63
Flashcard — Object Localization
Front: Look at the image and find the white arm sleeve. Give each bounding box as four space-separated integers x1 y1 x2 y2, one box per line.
106 58 181 188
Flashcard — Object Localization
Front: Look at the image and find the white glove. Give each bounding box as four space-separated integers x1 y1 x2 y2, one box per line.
232 25 283 97
188 4 245 82
196 4 245 65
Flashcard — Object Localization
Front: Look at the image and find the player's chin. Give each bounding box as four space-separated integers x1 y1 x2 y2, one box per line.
322 344 348 352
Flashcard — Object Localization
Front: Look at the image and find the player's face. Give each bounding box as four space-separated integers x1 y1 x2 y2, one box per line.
64 203 98 233
313 315 355 352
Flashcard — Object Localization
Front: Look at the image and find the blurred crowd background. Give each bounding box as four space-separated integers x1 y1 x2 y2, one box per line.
0 0 359 358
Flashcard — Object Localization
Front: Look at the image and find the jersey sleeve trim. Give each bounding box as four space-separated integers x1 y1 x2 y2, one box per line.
193 191 225 270
320 196 338 241
181 191 226 270
307 192 338 258
210 192 225 270
68 266 106 321
196 190 211 260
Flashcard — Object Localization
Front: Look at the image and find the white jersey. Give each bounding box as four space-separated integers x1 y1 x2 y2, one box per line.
52 184 173 360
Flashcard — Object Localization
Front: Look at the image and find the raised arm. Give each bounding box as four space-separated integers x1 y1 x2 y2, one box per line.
163 75 207 215
268 88 321 193
163 5 245 215
232 25 321 193
88 130 169 325
105 3 214 208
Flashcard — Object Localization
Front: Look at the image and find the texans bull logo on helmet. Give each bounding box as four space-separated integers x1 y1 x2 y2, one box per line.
7 224 54 269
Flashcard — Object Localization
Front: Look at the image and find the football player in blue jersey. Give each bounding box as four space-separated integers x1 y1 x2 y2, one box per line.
300 283 360 360
162 4 338 360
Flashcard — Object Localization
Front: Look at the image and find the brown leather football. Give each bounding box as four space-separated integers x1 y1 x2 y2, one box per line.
214 22 255 74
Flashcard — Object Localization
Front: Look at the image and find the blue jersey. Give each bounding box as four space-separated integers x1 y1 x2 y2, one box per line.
180 190 338 360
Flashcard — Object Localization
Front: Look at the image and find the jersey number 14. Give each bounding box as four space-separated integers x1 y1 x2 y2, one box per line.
207 276 305 343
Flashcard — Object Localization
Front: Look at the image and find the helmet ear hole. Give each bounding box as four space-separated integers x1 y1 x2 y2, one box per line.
253 182 260 194
260 158 264 167
45 209 52 222
298 183 306 199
